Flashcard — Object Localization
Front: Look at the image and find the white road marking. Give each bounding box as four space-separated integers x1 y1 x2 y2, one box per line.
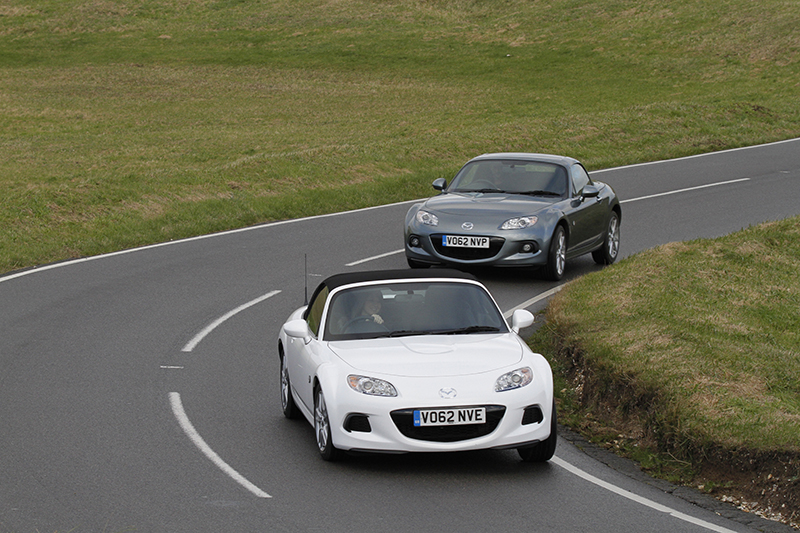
503 286 563 319
182 290 281 352
346 249 405 266
592 136 800 174
551 457 738 533
169 392 271 499
620 178 750 204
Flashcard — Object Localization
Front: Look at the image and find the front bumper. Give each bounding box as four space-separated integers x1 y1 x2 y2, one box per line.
327 384 554 454
406 232 549 268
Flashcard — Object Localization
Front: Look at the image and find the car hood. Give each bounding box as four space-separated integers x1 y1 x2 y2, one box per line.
423 193 553 216
327 334 524 377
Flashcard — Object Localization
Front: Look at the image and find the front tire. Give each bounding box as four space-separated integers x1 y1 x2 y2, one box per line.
407 257 430 269
280 349 301 419
543 225 567 281
592 210 620 265
315 387 342 461
518 401 558 462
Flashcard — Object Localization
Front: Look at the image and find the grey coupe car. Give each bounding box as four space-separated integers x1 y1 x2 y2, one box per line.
404 153 621 280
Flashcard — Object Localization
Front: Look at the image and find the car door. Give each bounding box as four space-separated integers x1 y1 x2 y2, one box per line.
563 163 607 254
286 285 329 413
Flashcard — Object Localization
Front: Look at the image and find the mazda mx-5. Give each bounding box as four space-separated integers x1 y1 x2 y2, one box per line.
405 153 621 280
277 269 556 462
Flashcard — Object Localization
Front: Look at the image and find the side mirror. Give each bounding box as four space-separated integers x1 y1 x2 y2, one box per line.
510 309 534 333
284 319 312 344
432 178 447 191
581 184 600 200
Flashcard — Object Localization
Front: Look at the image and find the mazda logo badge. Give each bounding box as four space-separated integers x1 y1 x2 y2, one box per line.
461 222 474 230
439 388 457 399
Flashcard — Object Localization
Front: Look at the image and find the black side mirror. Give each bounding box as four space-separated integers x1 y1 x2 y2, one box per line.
432 178 447 191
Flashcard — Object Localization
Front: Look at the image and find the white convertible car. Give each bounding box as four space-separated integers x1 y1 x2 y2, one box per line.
277 269 556 462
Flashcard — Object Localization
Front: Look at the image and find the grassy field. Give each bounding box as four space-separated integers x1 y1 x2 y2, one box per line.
2 0 800 273
538 216 800 524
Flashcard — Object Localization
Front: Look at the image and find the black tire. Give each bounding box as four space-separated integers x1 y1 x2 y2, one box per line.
407 257 430 269
592 210 621 265
543 225 567 281
518 401 558 462
280 349 301 420
314 387 343 461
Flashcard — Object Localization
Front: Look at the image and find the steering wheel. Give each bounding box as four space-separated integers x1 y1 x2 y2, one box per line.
343 315 388 332
468 180 497 190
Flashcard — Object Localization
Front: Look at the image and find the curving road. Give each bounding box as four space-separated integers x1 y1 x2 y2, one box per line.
1 139 799 533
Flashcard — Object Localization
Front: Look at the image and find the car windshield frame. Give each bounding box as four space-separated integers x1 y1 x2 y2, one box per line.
322 280 509 341
448 159 569 199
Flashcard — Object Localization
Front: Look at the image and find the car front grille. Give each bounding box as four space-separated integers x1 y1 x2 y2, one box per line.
390 405 506 442
430 234 505 260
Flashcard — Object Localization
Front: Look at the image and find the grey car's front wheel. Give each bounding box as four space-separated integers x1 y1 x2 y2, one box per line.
315 387 342 461
543 225 567 281
592 210 620 265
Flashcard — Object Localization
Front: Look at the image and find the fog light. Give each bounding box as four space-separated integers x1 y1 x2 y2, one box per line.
521 242 538 253
409 236 421 248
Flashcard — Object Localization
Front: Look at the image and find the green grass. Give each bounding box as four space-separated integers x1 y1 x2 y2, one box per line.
2 0 800 273
538 217 800 518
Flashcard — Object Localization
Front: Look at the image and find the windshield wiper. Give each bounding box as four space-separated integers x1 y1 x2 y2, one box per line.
456 188 506 194
518 190 562 197
437 325 502 335
383 329 431 338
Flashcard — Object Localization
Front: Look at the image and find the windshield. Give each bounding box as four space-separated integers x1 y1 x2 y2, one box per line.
324 281 508 341
449 160 567 198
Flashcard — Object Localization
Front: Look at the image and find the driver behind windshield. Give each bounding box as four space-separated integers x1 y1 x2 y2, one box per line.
358 290 384 325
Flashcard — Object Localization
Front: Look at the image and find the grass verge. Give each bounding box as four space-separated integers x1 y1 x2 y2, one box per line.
536 215 800 526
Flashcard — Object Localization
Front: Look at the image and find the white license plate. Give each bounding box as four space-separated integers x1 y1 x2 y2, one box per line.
442 235 490 248
413 407 486 427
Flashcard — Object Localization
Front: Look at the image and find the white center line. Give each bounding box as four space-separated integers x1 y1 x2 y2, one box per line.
621 178 750 204
182 290 281 352
346 249 405 266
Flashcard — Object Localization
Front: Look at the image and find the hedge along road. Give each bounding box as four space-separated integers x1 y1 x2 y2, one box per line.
0 139 798 533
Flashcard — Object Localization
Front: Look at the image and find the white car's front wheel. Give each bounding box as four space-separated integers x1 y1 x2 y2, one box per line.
518 401 557 462
315 387 342 461
280 350 301 419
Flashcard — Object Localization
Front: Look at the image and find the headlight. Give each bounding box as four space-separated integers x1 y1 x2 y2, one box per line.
495 367 533 392
415 210 439 226
500 216 537 230
348 375 398 397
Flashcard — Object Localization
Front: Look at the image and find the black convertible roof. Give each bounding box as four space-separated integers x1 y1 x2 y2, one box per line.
321 268 477 292
303 269 479 317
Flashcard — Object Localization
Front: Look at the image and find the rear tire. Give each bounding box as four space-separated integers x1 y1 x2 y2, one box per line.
592 210 620 265
518 401 557 462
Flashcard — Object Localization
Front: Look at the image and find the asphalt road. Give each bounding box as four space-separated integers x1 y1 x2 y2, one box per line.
1 139 799 533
